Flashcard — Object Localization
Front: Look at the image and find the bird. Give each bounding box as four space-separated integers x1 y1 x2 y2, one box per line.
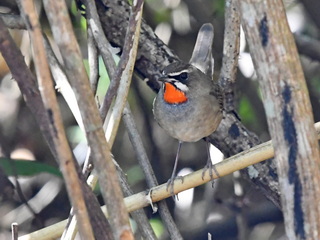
153 61 223 195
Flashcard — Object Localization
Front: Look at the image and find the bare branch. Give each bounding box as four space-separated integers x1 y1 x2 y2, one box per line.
238 0 320 238
81 0 118 119
42 0 133 238
87 27 99 96
116 156 157 240
123 104 183 240
11 222 18 240
104 0 144 146
17 1 94 239
219 0 240 112
44 36 114 240
0 18 55 155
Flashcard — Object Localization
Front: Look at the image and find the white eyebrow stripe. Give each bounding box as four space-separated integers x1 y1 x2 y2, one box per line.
168 69 190 76
174 82 189 92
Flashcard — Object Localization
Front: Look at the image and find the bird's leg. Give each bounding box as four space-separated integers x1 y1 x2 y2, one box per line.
202 137 220 182
167 141 184 196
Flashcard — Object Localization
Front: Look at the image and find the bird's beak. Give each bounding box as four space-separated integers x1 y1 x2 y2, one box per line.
158 76 168 83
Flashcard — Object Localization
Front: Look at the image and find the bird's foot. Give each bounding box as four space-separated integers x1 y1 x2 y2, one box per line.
202 160 220 187
166 175 184 198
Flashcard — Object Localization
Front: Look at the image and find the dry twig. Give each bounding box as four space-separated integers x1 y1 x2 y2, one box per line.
42 0 133 238
11 223 18 240
17 0 94 239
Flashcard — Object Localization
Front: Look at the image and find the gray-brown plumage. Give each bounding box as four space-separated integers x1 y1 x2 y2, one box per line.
153 62 223 195
153 62 223 142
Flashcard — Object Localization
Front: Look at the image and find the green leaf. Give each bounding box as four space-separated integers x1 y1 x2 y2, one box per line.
150 218 164 237
126 165 145 185
238 95 257 127
0 158 62 177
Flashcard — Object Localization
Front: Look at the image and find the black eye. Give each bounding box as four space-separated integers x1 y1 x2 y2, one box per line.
179 72 188 81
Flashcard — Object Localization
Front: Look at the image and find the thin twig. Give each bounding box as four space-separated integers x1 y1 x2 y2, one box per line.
44 18 133 240
131 80 163 177
9 159 43 228
86 0 170 237
104 0 144 146
43 36 84 131
11 222 18 240
19 122 320 240
116 161 158 240
123 105 158 185
0 18 111 239
0 18 56 156
83 0 163 238
42 0 133 238
43 35 113 240
81 0 117 120
123 104 182 239
74 1 145 237
87 26 99 96
82 0 117 81
86 0 155 237
17 1 95 239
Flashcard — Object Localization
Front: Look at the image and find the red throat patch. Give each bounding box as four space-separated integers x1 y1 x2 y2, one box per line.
163 82 187 104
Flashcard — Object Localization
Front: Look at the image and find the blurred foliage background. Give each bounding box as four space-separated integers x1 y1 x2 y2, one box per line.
0 0 319 239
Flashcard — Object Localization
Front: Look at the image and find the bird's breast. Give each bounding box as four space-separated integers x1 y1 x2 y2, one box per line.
153 90 222 142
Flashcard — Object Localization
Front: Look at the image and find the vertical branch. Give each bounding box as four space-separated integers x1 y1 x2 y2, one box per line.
19 0 94 239
11 223 18 240
42 0 133 239
123 104 183 240
0 18 54 156
17 1 94 239
104 0 144 145
87 27 99 96
238 0 320 239
82 0 117 119
84 0 179 238
44 37 114 240
219 0 240 112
